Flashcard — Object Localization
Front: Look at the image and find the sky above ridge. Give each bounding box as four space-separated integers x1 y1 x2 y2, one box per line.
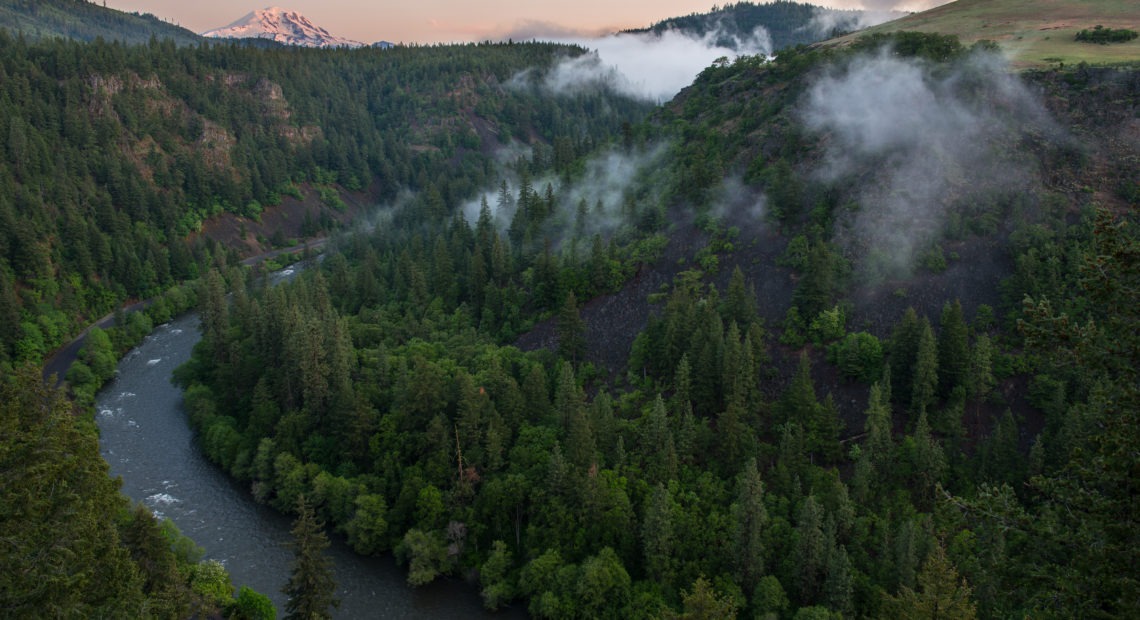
100 0 952 45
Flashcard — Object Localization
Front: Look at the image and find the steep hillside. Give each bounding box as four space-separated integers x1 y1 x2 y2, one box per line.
0 0 200 45
627 1 901 51
0 35 651 373
833 0 1140 68
171 26 1140 619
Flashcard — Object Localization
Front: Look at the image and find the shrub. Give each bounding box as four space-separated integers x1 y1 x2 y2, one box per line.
829 332 884 383
1075 25 1139 45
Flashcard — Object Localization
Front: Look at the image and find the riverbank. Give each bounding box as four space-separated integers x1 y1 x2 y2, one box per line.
42 240 327 388
95 287 522 618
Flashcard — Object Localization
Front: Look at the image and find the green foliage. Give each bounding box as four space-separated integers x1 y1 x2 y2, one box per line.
397 528 450 587
883 542 976 620
0 366 145 616
828 332 883 383
634 1 851 51
938 300 970 398
665 575 740 619
0 0 200 44
919 244 948 273
0 32 649 367
231 586 277 620
911 319 939 415
149 26 1140 620
189 559 233 607
557 291 587 363
1075 25 1139 45
752 575 789 619
1 364 260 616
808 305 846 346
853 31 967 62
480 540 516 610
345 493 388 555
576 547 632 618
283 496 339 619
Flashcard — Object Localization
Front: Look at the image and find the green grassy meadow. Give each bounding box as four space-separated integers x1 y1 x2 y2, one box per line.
835 0 1140 68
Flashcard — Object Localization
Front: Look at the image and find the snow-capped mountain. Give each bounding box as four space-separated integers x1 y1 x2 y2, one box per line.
201 7 364 48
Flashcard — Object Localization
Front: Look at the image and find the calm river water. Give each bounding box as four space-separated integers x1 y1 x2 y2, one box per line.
96 308 524 618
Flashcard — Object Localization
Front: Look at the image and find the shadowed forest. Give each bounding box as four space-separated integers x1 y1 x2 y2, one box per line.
1 3 1139 618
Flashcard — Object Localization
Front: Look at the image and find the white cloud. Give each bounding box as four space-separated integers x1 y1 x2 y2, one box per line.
515 26 773 102
801 48 1056 274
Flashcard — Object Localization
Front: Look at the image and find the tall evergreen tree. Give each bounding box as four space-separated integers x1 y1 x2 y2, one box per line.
795 495 826 604
889 308 922 404
824 544 853 616
283 496 339 620
0 366 145 617
885 541 977 620
642 484 677 585
732 458 769 595
911 319 939 415
557 291 587 363
641 395 678 484
864 381 893 466
938 300 969 398
722 266 758 328
967 333 996 400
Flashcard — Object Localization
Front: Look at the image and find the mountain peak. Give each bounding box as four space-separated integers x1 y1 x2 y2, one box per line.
202 6 363 48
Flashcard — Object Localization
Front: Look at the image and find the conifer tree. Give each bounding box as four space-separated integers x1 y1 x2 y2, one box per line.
283 496 339 620
795 495 826 603
889 307 922 403
938 300 969 397
864 382 893 466
642 395 678 484
781 351 819 426
967 333 996 400
910 411 946 507
566 404 596 469
722 321 744 406
911 319 939 415
723 266 758 328
885 541 977 620
1 366 146 617
557 291 586 363
553 361 585 430
824 544 853 616
590 390 616 465
732 458 769 595
642 484 676 585
666 576 739 620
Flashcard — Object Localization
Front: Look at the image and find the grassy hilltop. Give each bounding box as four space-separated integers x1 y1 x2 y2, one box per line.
834 0 1140 68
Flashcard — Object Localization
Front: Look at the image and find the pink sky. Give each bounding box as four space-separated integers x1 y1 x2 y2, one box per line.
100 0 951 45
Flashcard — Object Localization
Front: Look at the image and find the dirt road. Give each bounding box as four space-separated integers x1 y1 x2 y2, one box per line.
42 240 327 386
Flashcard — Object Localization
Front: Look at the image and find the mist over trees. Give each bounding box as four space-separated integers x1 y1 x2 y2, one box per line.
172 32 1140 618
1 5 1138 617
0 32 649 371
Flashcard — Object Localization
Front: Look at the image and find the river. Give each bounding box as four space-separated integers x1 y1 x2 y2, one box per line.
95 304 524 617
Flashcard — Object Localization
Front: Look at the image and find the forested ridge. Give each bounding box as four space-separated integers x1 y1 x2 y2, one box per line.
172 32 1140 619
0 2 1136 614
627 1 876 50
0 0 200 46
0 29 653 618
0 33 649 377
